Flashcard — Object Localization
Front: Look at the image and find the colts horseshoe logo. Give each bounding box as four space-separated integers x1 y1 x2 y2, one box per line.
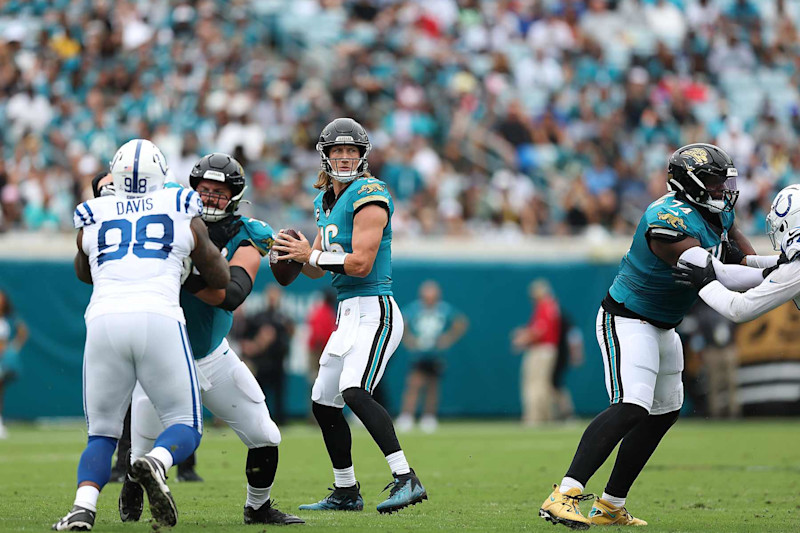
775 194 792 217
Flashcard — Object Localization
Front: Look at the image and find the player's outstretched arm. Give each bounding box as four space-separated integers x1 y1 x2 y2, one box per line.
190 217 230 289
74 229 92 284
678 260 800 323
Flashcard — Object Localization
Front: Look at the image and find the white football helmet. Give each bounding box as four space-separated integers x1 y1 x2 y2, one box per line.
766 184 800 251
110 139 169 198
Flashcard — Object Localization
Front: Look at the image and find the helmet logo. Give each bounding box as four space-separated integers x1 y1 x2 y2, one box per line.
775 194 792 217
153 152 167 175
335 136 354 143
682 148 709 165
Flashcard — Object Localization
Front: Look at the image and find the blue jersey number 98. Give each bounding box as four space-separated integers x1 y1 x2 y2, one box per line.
98 214 174 265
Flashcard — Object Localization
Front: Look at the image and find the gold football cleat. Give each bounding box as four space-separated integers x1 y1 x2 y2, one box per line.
539 484 593 530
588 497 648 526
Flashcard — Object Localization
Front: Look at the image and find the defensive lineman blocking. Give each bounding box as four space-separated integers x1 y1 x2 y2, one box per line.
53 139 230 530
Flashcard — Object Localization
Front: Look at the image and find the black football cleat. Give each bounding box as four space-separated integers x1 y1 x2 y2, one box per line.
244 500 305 525
119 474 144 522
52 505 96 531
129 456 178 527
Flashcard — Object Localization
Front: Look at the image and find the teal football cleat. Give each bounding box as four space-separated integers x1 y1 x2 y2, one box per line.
376 469 427 514
298 483 364 511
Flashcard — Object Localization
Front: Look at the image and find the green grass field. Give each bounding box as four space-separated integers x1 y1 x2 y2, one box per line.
1 420 798 532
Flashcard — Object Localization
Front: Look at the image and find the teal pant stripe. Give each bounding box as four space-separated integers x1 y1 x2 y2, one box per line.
605 312 621 403
365 296 391 392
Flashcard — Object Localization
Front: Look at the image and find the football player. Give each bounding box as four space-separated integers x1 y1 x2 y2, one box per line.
539 143 777 529
54 139 230 530
673 184 800 323
273 118 428 513
118 153 303 525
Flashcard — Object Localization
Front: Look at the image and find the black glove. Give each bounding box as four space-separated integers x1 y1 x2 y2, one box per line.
722 239 746 265
671 255 717 290
762 252 789 278
206 215 243 250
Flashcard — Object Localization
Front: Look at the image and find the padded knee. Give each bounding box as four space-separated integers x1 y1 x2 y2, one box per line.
246 417 282 448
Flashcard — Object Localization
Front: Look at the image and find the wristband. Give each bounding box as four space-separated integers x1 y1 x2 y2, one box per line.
309 250 348 274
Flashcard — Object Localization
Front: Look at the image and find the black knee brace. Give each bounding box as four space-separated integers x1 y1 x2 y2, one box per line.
342 387 401 457
246 446 278 488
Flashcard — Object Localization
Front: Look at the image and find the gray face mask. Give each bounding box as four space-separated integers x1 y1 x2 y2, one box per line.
99 184 116 197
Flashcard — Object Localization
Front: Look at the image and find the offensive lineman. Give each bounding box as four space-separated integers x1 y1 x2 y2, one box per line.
539 143 778 529
274 118 428 513
119 153 303 525
53 139 230 530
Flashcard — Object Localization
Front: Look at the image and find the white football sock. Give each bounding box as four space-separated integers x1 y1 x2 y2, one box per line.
74 485 100 512
333 466 357 488
601 492 626 508
386 450 410 476
246 484 272 509
560 477 584 494
147 446 174 471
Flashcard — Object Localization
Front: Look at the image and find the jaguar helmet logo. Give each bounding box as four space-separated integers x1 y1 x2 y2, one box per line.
682 147 709 166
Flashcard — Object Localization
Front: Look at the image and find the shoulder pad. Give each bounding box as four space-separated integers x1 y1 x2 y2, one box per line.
351 178 391 211
73 199 99 229
170 187 202 218
240 218 276 257
646 206 692 235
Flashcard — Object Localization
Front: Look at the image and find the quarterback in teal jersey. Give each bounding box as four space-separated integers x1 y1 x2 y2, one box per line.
540 144 778 529
120 154 303 526
274 118 427 514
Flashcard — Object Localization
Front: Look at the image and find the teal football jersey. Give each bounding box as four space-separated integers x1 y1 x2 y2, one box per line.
608 192 735 325
181 216 275 360
313 176 394 300
404 300 459 359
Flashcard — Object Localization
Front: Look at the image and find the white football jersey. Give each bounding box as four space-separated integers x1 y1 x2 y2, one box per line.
74 187 203 323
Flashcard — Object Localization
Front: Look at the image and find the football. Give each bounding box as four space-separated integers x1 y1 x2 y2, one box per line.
269 229 303 286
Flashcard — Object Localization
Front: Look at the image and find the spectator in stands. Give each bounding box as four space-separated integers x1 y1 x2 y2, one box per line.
396 281 468 433
0 288 28 438
512 279 561 425
0 1 799 239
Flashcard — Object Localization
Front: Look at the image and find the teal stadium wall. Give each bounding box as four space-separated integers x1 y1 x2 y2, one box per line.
1 258 621 420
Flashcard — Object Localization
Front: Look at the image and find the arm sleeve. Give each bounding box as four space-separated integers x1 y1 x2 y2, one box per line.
745 255 780 269
697 262 800 323
218 266 254 311
679 247 765 291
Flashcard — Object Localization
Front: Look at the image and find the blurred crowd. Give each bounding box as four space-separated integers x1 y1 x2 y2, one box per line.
1 0 799 238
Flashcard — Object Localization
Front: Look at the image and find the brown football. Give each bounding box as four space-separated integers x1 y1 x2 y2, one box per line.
270 229 303 286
